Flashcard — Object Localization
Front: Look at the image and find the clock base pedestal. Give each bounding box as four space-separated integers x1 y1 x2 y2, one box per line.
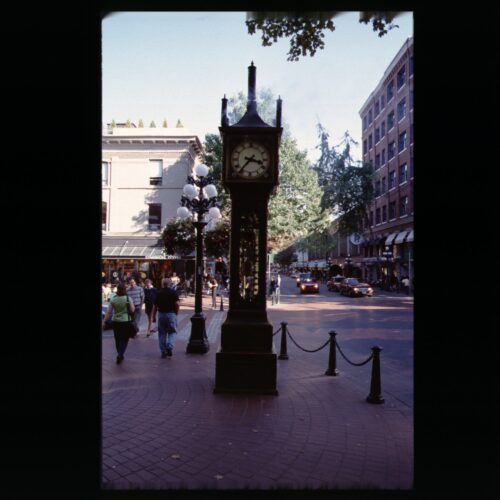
214 350 278 395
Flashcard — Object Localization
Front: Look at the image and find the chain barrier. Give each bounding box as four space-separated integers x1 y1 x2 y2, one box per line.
334 339 373 366
285 325 330 353
272 326 282 336
274 323 384 404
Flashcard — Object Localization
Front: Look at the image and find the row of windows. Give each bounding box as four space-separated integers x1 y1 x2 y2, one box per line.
369 196 410 225
363 94 413 154
374 163 410 196
365 128 412 166
363 55 413 131
102 202 162 231
102 160 164 186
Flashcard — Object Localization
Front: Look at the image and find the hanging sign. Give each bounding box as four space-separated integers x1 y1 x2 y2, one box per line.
349 233 363 245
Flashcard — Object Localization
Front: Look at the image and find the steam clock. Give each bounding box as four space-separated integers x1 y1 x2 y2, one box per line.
214 62 282 394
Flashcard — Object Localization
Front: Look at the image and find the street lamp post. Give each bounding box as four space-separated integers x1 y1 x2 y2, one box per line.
382 245 393 291
177 163 221 354
344 254 352 277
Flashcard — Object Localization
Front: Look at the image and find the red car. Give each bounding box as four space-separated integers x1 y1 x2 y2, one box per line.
339 278 373 297
299 277 320 294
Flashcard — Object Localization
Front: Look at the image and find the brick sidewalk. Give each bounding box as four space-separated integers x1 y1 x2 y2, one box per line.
101 292 413 490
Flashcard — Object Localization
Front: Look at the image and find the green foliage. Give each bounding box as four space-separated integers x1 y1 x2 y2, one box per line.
205 220 230 258
111 119 116 128
150 120 156 128
269 136 328 251
275 245 297 267
313 124 374 235
161 218 195 257
125 119 132 128
138 119 144 128
162 119 168 128
176 119 183 128
246 12 400 61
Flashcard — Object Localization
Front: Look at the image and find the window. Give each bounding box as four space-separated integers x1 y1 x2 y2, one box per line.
389 170 396 189
368 109 373 124
398 131 407 152
387 111 395 130
410 156 414 178
381 94 385 109
409 55 414 76
397 65 406 89
375 153 380 169
363 139 367 154
382 205 387 222
388 141 395 160
149 160 163 185
368 134 373 149
397 98 406 121
375 207 381 224
148 203 162 231
363 115 368 131
375 127 380 144
102 201 107 230
381 121 385 138
382 176 386 193
102 161 109 186
387 80 394 101
375 180 381 196
399 196 408 216
375 101 380 116
369 210 374 226
381 149 386 165
399 163 408 184
389 200 397 219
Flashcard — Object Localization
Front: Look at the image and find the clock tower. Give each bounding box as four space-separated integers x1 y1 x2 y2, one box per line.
214 62 282 395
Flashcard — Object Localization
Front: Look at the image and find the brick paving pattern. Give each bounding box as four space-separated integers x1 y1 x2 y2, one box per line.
102 292 413 490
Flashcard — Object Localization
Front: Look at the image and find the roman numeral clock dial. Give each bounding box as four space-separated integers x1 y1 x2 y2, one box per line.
231 141 270 179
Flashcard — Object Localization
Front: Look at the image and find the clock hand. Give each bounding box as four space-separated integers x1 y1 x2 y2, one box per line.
239 155 256 171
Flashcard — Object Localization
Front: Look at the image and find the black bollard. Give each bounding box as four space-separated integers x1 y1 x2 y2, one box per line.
220 293 224 311
325 331 339 376
278 321 288 360
366 346 384 404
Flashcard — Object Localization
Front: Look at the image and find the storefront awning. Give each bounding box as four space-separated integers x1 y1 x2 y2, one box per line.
102 246 173 259
405 230 414 243
385 232 399 246
394 231 409 245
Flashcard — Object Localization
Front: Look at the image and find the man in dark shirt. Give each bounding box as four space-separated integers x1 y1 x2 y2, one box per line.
152 277 180 358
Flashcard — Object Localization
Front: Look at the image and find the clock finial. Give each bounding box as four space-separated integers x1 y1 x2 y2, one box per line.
248 62 257 113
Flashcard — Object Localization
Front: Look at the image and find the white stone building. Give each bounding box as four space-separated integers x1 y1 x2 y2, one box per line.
101 126 203 284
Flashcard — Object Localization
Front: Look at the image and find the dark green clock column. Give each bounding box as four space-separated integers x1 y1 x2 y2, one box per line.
214 62 282 395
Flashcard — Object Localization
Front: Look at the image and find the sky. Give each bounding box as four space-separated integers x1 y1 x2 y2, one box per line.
102 11 413 163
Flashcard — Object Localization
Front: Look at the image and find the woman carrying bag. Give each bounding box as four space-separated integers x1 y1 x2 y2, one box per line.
102 283 135 364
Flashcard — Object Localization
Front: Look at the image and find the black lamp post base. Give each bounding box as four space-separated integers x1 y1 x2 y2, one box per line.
186 314 210 354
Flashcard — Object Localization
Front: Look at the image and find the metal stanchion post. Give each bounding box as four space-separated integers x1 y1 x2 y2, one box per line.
325 331 339 376
366 346 384 404
278 321 288 360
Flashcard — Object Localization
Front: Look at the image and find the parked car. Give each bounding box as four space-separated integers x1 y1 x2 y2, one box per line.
102 303 113 330
296 272 312 287
299 276 320 294
327 275 344 292
339 278 373 297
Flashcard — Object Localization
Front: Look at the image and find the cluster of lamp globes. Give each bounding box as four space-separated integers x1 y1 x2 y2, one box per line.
176 163 222 222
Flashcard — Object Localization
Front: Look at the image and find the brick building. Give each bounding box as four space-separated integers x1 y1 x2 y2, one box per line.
359 37 414 286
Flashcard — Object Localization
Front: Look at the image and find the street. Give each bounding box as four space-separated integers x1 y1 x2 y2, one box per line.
266 275 414 409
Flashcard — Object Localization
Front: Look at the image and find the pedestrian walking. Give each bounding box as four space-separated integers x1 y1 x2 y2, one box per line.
143 278 158 337
170 272 180 290
152 277 180 358
269 276 277 305
127 279 144 334
208 276 218 309
102 283 135 364
401 276 410 295
276 273 281 304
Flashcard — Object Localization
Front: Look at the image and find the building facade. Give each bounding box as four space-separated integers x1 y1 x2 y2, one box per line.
359 37 414 286
101 126 203 285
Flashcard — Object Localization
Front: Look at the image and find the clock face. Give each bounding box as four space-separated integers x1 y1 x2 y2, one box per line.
231 141 270 179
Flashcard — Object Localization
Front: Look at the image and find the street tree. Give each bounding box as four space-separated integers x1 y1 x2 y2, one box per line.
246 11 401 61
313 124 374 236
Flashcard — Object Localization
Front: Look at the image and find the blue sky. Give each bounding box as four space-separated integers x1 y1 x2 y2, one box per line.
102 11 413 162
